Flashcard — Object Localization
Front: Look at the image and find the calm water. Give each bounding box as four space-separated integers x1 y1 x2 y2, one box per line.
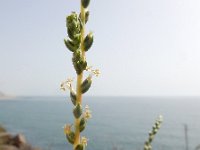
0 97 200 150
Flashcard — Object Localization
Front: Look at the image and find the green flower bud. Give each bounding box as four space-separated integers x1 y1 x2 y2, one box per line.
144 145 149 150
152 125 156 130
67 13 78 28
152 129 158 134
148 135 154 142
67 12 81 41
66 131 75 144
79 60 87 71
72 61 82 75
73 104 82 118
148 132 153 137
72 50 82 74
81 77 92 94
79 117 86 132
72 50 87 74
84 32 93 51
64 39 79 52
70 91 76 105
81 0 90 8
67 28 74 40
73 50 82 60
75 144 84 150
72 60 87 75
155 122 159 126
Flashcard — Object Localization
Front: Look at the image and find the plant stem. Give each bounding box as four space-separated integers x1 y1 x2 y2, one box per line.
73 1 86 149
80 1 86 61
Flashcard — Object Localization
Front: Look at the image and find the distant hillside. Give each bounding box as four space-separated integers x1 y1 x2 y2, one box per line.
0 91 15 100
0 91 5 97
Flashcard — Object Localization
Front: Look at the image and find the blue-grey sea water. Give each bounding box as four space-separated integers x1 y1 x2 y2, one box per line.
0 97 200 150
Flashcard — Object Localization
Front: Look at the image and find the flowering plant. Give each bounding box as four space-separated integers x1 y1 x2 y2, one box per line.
61 1 162 150
61 0 99 150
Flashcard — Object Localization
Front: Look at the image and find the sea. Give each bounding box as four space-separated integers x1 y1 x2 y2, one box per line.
0 96 200 150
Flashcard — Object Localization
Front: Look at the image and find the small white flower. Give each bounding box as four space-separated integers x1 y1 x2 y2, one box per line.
60 78 74 91
84 105 92 119
81 136 88 146
86 66 93 71
85 66 100 77
63 124 71 135
92 69 100 77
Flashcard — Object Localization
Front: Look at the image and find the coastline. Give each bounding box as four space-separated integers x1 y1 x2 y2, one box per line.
0 96 16 101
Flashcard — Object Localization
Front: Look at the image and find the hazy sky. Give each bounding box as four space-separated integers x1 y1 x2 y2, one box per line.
1 0 200 96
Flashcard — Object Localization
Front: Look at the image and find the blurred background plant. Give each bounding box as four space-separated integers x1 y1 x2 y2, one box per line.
143 116 163 150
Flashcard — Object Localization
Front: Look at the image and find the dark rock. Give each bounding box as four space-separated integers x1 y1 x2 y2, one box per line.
11 134 27 148
0 125 41 150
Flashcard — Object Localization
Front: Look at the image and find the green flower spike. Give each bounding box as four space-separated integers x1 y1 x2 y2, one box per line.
62 0 97 149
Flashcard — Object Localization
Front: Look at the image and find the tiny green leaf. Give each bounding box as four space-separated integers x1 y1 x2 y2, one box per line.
64 39 78 52
75 144 84 150
79 117 86 132
81 77 92 94
70 91 77 105
84 32 93 51
66 131 75 144
81 0 90 8
73 104 82 118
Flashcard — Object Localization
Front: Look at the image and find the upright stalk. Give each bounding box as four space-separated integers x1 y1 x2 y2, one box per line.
73 3 86 148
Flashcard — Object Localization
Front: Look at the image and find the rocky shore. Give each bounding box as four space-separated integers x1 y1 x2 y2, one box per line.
0 125 41 150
